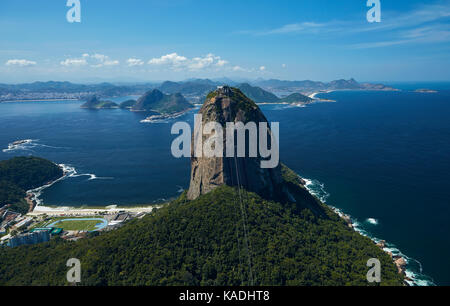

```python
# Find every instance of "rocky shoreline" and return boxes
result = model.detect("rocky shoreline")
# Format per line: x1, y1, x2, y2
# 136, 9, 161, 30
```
25, 164, 71, 213
338, 210, 410, 285
300, 174, 412, 285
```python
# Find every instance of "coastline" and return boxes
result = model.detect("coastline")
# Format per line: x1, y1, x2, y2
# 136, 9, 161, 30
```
18, 156, 434, 285
307, 88, 401, 102
302, 176, 435, 286
25, 163, 73, 212
28, 205, 160, 217
140, 107, 197, 123
25, 163, 161, 216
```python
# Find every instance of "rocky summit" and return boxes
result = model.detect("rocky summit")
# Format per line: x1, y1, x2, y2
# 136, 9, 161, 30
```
187, 86, 287, 202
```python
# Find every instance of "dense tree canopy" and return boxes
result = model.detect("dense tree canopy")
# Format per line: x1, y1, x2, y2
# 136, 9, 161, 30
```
0, 156, 63, 213
0, 179, 403, 285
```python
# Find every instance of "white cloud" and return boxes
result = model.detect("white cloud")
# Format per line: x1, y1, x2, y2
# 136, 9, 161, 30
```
91, 54, 108, 62
265, 22, 326, 35
237, 21, 330, 36
148, 52, 228, 70
259, 66, 266, 71
282, 64, 287, 68
217, 59, 228, 67
61, 53, 119, 68
101, 60, 120, 67
351, 23, 450, 49
127, 58, 144, 66
60, 58, 87, 66
355, 2, 450, 33
232, 66, 245, 71
5, 59, 37, 67
189, 55, 215, 69
90, 53, 119, 67
148, 53, 187, 66
235, 2, 450, 52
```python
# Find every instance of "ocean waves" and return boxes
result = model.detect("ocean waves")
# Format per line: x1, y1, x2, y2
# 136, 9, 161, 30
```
301, 174, 435, 286
2, 139, 69, 153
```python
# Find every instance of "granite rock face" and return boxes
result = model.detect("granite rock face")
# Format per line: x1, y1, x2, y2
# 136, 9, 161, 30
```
186, 86, 286, 201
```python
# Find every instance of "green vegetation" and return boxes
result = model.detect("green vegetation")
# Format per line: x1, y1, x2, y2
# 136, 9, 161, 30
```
80, 96, 118, 109
206, 91, 217, 100
281, 163, 305, 186
0, 157, 63, 214
237, 83, 280, 103
235, 84, 313, 105
119, 99, 137, 109
279, 93, 313, 104
31, 216, 103, 230
49, 219, 103, 231
0, 181, 27, 213
0, 165, 402, 286
131, 89, 193, 114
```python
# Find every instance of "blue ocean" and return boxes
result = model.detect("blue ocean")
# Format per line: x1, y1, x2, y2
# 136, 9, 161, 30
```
0, 85, 449, 285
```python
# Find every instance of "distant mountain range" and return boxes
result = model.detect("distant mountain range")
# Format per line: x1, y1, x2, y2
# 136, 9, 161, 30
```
236, 83, 313, 104
253, 78, 396, 94
0, 78, 396, 103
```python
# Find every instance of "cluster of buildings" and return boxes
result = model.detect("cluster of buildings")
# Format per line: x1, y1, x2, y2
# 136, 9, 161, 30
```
0, 92, 93, 102
1, 204, 151, 248
7, 230, 51, 248
0, 207, 31, 234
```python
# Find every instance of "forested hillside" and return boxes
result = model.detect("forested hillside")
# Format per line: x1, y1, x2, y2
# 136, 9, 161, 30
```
0, 168, 403, 286
0, 156, 63, 214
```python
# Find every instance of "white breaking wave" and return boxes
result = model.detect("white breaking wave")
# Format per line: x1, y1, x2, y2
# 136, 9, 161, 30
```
303, 178, 330, 203
366, 218, 379, 225
2, 139, 68, 153
27, 163, 76, 206
3, 139, 34, 152
29, 163, 114, 209
300, 173, 435, 286
71, 173, 114, 180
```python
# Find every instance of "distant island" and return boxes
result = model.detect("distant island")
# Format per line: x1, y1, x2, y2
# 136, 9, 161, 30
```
80, 96, 119, 109
278, 92, 314, 104
118, 99, 137, 109
414, 89, 438, 93
254, 78, 398, 96
79, 89, 195, 123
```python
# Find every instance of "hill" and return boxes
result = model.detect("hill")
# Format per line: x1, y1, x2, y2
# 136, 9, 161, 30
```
119, 99, 137, 109
279, 93, 313, 104
0, 157, 63, 214
80, 96, 118, 109
236, 83, 280, 103
0, 175, 403, 285
131, 89, 193, 114
254, 78, 396, 94
158, 80, 217, 95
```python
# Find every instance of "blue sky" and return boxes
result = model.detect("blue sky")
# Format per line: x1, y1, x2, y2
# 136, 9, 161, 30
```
1, 0, 449, 83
